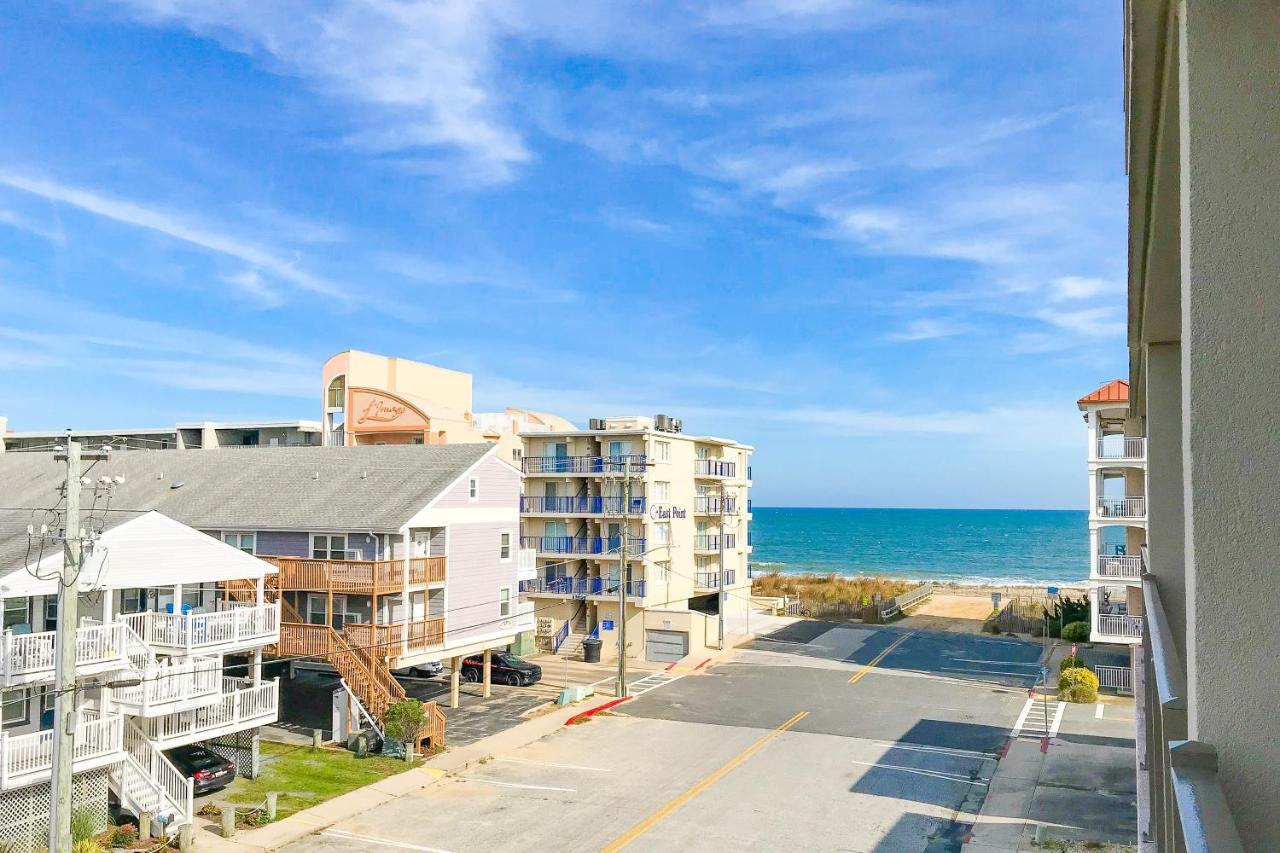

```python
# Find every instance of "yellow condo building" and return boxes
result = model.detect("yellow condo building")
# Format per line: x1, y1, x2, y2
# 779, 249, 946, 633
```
519, 416, 753, 663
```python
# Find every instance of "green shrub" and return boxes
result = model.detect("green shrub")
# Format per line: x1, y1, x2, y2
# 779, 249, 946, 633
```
1058, 666, 1099, 703
70, 807, 99, 844
108, 823, 137, 848
1059, 655, 1087, 672
1062, 621, 1090, 642
383, 699, 426, 746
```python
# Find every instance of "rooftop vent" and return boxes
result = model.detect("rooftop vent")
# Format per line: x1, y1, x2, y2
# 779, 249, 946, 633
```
588, 418, 606, 431
654, 414, 682, 433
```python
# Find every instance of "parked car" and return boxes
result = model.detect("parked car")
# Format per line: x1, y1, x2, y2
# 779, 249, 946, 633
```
165, 744, 236, 794
460, 652, 542, 687
394, 661, 444, 679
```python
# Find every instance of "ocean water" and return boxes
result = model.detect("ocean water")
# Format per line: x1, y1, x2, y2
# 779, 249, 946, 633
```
749, 507, 1089, 586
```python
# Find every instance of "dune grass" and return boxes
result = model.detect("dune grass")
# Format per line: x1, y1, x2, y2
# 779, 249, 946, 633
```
751, 572, 912, 604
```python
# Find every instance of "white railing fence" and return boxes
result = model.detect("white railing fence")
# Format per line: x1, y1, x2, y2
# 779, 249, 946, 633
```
1095, 664, 1133, 695
881, 584, 935, 619
1096, 436, 1146, 459
141, 679, 279, 746
0, 709, 123, 788
1096, 554, 1143, 578
0, 621, 129, 684
1097, 496, 1147, 518
113, 655, 223, 714
1098, 614, 1145, 638
122, 603, 279, 651
120, 720, 192, 827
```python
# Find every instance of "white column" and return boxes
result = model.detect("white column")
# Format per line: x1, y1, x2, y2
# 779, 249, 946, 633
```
1086, 409, 1100, 460
1087, 468, 1099, 518
173, 584, 183, 612
1088, 527, 1100, 577
101, 588, 113, 624
255, 576, 265, 607
252, 649, 262, 686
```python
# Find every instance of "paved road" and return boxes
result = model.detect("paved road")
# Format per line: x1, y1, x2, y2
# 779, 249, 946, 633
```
285, 622, 1056, 853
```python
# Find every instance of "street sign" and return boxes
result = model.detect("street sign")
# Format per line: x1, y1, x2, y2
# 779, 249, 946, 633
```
991, 592, 1002, 609
601, 619, 615, 630
1046, 586, 1060, 596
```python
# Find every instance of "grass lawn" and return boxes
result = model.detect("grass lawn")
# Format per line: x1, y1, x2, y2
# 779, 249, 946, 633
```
223, 741, 413, 819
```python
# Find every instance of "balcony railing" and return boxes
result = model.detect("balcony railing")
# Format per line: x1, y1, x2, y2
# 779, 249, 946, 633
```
520, 536, 646, 556
1140, 566, 1246, 852
344, 618, 445, 655
694, 459, 736, 478
1097, 613, 1145, 639
263, 555, 446, 592
694, 570, 737, 589
0, 621, 132, 686
694, 534, 736, 551
112, 654, 223, 716
693, 496, 737, 515
0, 710, 123, 790
1096, 496, 1147, 518
122, 603, 279, 654
141, 678, 280, 749
520, 496, 647, 515
1095, 436, 1146, 460
1096, 554, 1143, 579
523, 455, 648, 474
518, 577, 647, 598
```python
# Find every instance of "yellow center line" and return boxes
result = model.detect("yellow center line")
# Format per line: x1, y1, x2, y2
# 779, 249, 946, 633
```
848, 631, 915, 685
601, 710, 809, 852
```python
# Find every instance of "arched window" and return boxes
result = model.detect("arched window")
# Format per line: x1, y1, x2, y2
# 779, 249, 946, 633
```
327, 375, 346, 409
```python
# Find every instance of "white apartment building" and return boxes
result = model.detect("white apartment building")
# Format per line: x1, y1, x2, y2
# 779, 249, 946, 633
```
0, 508, 280, 851
519, 415, 752, 663
0, 418, 322, 452
1079, 380, 1146, 646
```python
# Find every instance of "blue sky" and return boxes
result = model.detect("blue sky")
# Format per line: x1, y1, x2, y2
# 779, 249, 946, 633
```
0, 2, 1124, 509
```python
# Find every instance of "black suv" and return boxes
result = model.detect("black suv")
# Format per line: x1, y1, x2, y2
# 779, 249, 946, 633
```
460, 653, 541, 687
166, 744, 236, 794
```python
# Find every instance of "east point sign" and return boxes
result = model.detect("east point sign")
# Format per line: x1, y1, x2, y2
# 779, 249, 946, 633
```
649, 504, 687, 520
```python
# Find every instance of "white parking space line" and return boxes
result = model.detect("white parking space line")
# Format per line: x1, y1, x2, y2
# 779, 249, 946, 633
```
494, 757, 612, 772
848, 759, 990, 786
1049, 700, 1067, 737
1011, 697, 1036, 737
942, 666, 1042, 678
626, 671, 684, 696
949, 658, 1043, 667
321, 829, 457, 852
460, 777, 578, 793
1095, 703, 1105, 719
865, 741, 999, 760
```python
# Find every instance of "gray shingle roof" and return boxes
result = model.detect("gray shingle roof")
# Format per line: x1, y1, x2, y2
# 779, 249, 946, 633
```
0, 444, 494, 570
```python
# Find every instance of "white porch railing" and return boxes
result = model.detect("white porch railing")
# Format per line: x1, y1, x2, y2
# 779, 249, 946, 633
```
112, 655, 223, 716
1096, 496, 1147, 518
1098, 614, 1145, 639
140, 679, 279, 749
121, 603, 279, 653
1096, 664, 1134, 695
0, 709, 124, 790
0, 621, 131, 686
517, 548, 537, 582
1095, 436, 1146, 460
1096, 554, 1143, 579
117, 720, 193, 829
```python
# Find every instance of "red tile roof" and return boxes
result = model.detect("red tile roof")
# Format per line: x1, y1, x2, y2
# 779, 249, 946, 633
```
1077, 379, 1129, 405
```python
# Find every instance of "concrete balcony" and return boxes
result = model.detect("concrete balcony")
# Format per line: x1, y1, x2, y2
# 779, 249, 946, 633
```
1096, 613, 1145, 642
520, 496, 647, 516
693, 496, 736, 515
693, 534, 736, 553
518, 577, 647, 599
111, 655, 224, 716
694, 459, 737, 478
0, 621, 134, 687
262, 554, 446, 592
523, 455, 647, 475
1095, 554, 1143, 580
694, 570, 737, 590
1095, 496, 1147, 519
0, 710, 123, 791
122, 603, 279, 656
1093, 436, 1146, 461
520, 536, 647, 557
140, 678, 279, 750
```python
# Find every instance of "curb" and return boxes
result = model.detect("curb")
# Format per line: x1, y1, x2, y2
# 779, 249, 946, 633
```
563, 696, 631, 725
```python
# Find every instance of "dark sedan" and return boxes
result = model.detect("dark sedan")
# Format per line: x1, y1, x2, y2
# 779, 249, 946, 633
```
460, 652, 542, 686
166, 744, 236, 794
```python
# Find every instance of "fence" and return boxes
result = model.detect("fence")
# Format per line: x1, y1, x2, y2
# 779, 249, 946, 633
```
880, 584, 935, 619
1096, 664, 1133, 695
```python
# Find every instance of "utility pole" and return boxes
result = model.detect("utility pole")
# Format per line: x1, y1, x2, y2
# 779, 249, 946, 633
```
50, 436, 82, 853
717, 482, 727, 651
616, 455, 630, 698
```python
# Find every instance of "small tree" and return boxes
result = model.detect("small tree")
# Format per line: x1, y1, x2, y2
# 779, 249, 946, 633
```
1062, 621, 1090, 643
1059, 654, 1087, 672
383, 700, 427, 761
1058, 666, 1099, 703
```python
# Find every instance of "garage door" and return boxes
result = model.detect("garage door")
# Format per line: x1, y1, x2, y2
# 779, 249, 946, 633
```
644, 629, 688, 662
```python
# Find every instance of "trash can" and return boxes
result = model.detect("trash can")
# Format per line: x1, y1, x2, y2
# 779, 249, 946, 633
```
581, 637, 602, 663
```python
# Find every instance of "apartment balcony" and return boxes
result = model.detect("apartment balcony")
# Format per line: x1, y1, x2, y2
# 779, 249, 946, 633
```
1096, 613, 1145, 641
520, 536, 647, 557
140, 678, 279, 750
518, 577, 647, 599
344, 618, 445, 656
523, 455, 648, 475
694, 459, 737, 478
694, 570, 737, 590
122, 603, 279, 656
693, 496, 737, 515
517, 547, 537, 582
1095, 554, 1143, 580
111, 655, 224, 716
519, 496, 647, 516
0, 710, 123, 791
694, 534, 737, 553
262, 554, 446, 593
1094, 436, 1146, 461
0, 621, 134, 687
1095, 496, 1147, 519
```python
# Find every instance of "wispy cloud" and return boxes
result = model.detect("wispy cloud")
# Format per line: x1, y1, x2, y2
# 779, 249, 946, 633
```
885, 318, 967, 342
599, 206, 671, 235
0, 208, 65, 245
0, 170, 345, 301
1048, 275, 1110, 302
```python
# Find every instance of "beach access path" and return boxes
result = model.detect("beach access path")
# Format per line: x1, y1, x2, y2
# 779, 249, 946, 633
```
279, 620, 1118, 853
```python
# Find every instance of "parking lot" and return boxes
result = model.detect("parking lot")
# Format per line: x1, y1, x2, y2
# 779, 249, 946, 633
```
285, 621, 1124, 853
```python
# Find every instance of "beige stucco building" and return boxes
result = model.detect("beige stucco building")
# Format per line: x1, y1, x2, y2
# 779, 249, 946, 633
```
518, 415, 753, 663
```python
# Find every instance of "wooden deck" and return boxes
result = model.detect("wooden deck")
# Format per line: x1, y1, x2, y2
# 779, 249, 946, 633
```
261, 555, 446, 594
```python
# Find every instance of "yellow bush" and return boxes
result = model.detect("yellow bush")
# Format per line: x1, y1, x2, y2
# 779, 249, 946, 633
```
1058, 666, 1099, 703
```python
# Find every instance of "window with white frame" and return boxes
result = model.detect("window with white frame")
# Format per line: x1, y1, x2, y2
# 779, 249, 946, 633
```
654, 481, 671, 502
312, 534, 348, 560
654, 521, 671, 546
2, 688, 28, 725
3, 598, 28, 629
499, 531, 512, 561
655, 441, 670, 462
498, 586, 512, 617
221, 531, 255, 553
469, 478, 479, 501
652, 560, 669, 582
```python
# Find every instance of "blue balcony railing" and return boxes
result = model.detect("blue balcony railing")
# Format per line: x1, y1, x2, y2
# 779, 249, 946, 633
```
518, 577, 647, 598
520, 536, 647, 556
522, 455, 649, 474
693, 496, 736, 514
552, 620, 570, 652
694, 459, 736, 478
747, 465, 753, 481
693, 534, 736, 551
520, 495, 646, 514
